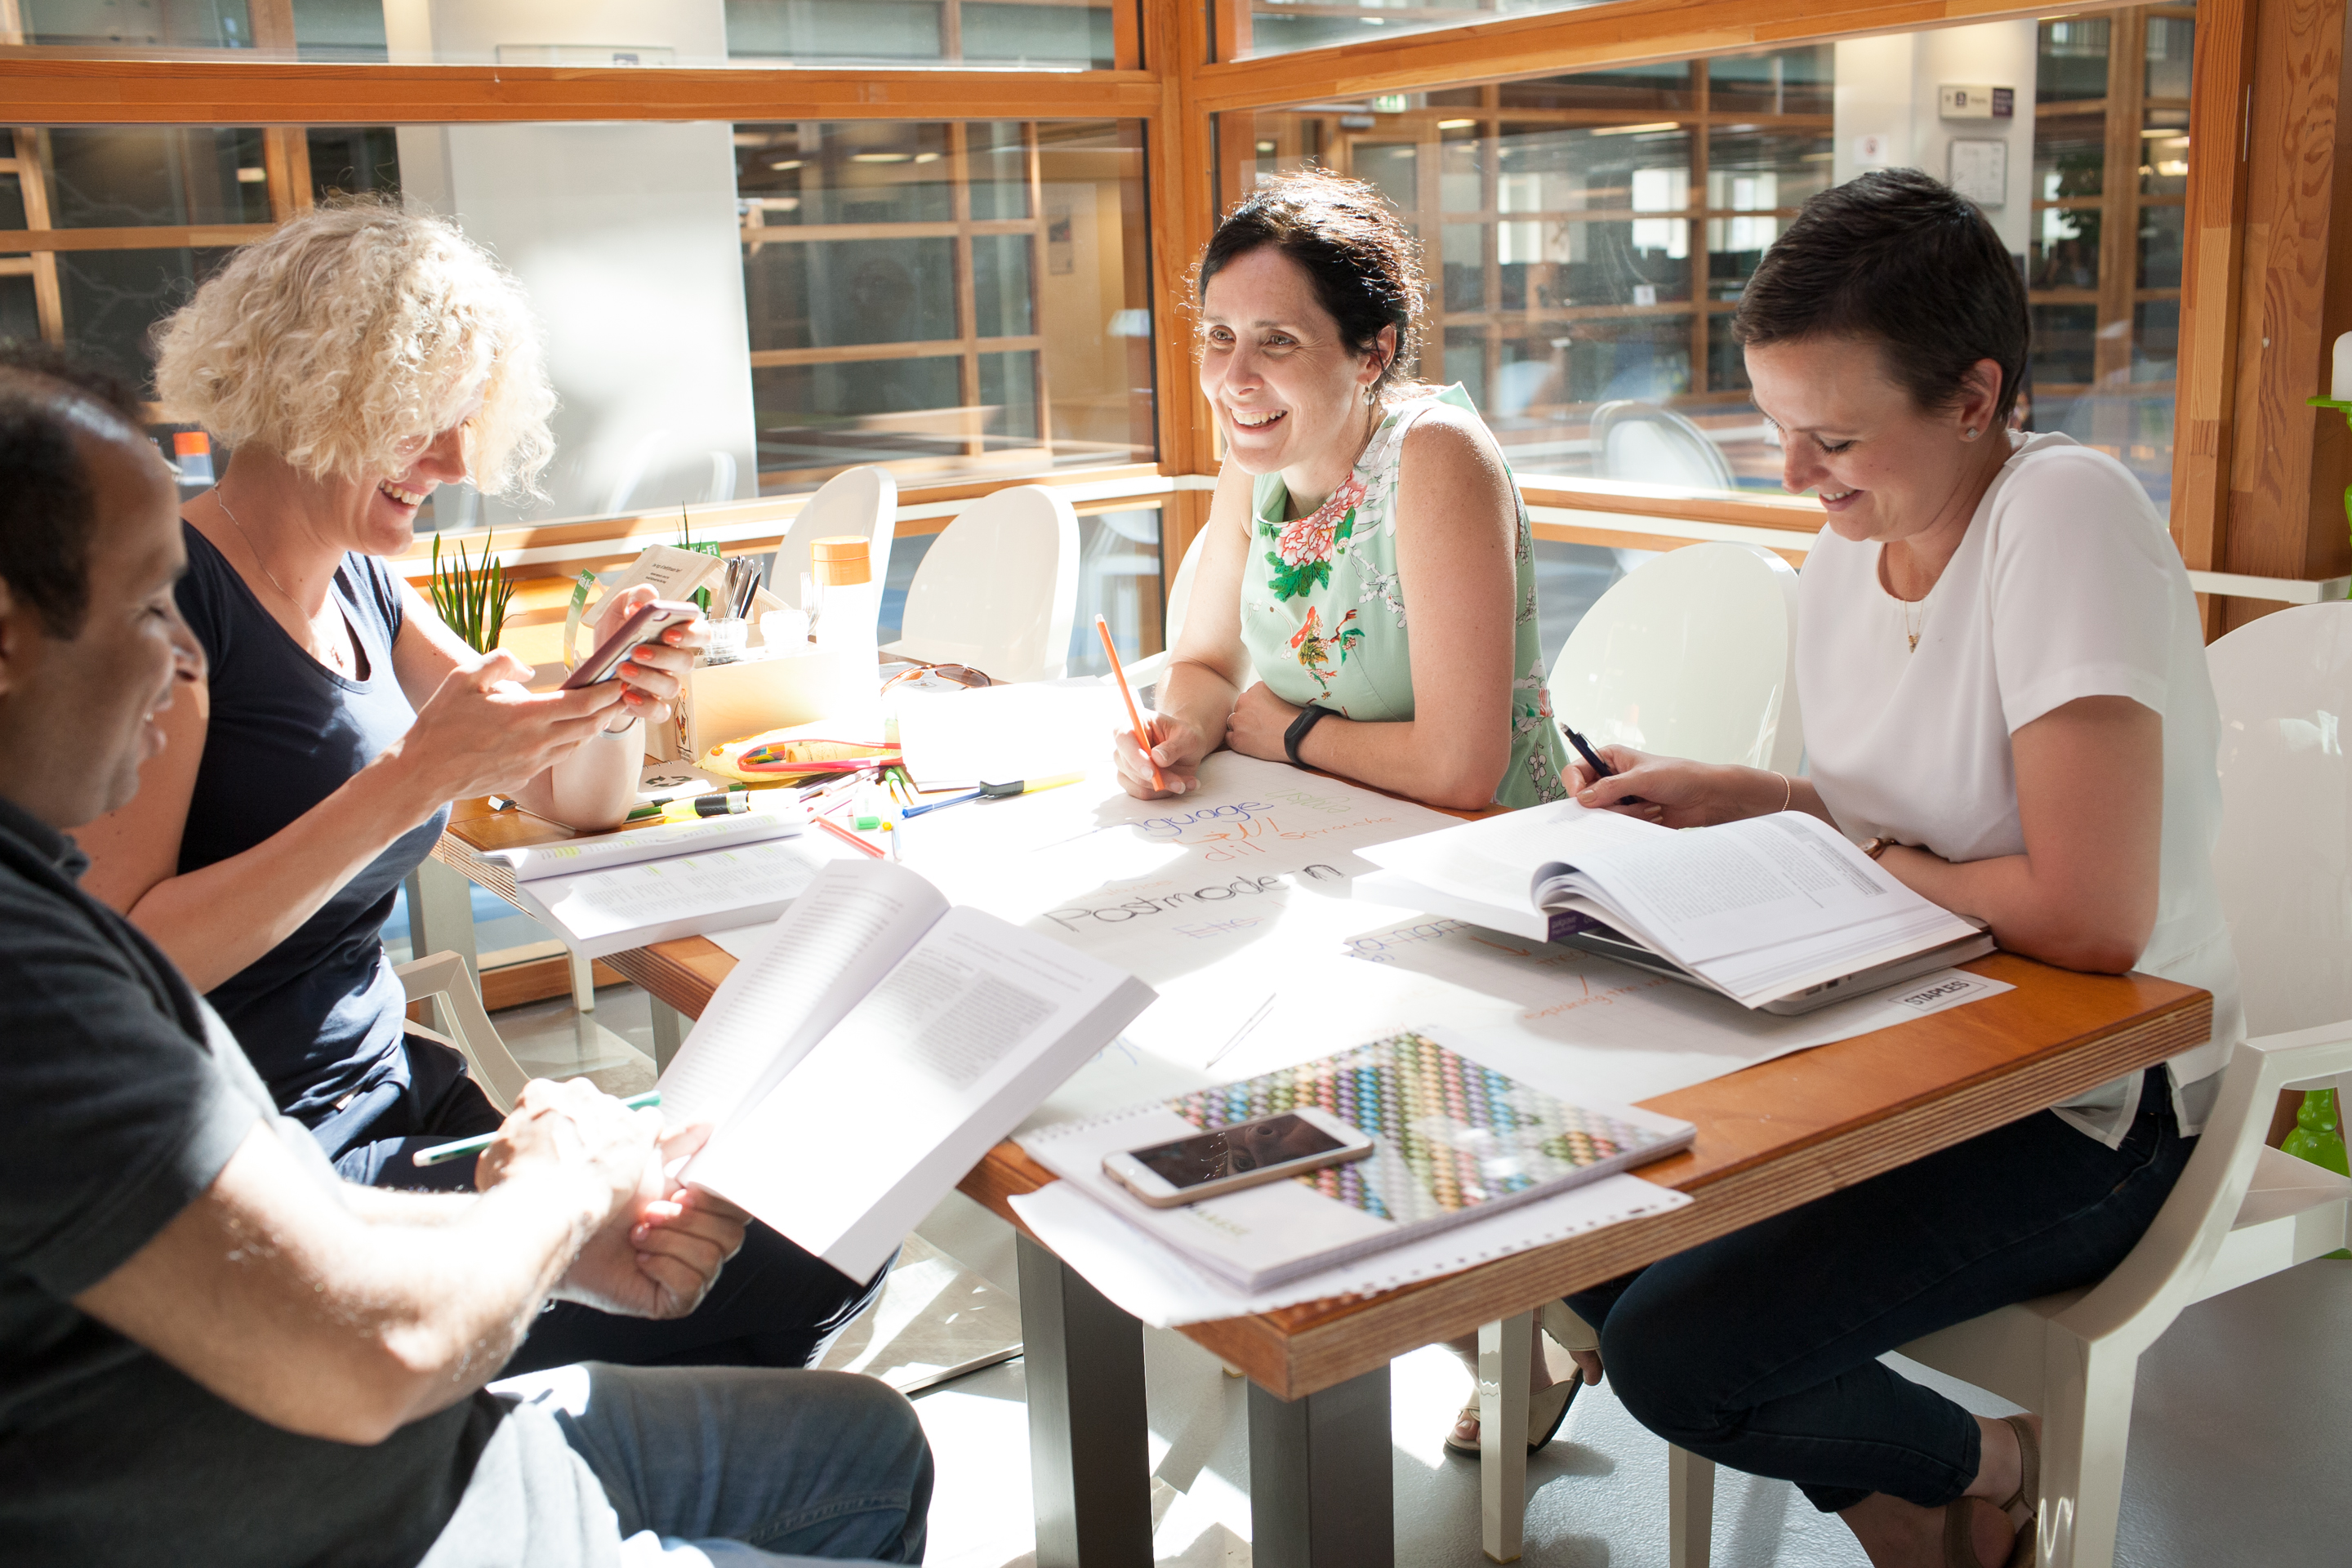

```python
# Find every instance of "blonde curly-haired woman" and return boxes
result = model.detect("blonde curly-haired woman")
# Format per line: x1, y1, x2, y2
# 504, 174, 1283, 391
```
77, 201, 889, 1374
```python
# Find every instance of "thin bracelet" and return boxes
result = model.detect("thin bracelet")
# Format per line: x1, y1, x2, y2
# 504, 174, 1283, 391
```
1771, 770, 1792, 813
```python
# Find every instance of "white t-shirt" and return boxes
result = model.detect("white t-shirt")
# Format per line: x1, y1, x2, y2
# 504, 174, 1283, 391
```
1795, 431, 2242, 1144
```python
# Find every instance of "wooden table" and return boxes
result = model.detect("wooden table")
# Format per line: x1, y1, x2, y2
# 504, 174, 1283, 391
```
434, 801, 2210, 1568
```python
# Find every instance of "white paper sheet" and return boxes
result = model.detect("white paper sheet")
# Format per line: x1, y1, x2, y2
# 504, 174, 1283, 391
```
511, 835, 854, 957
1006, 1173, 1689, 1328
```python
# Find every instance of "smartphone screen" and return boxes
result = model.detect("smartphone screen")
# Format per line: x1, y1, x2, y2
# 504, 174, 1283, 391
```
1129, 1113, 1351, 1192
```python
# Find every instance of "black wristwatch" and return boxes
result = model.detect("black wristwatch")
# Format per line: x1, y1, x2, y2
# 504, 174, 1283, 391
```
1284, 703, 1337, 768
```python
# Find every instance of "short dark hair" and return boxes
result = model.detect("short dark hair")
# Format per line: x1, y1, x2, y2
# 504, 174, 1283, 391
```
0, 345, 149, 639
1732, 169, 2029, 427
1197, 167, 1427, 400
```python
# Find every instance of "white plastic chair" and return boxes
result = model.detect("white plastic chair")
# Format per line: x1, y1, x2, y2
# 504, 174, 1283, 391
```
883, 484, 1080, 684
1547, 541, 1806, 774
1588, 399, 1739, 492
1665, 601, 2352, 1568
1125, 523, 1202, 691
396, 950, 533, 1114
776, 466, 898, 648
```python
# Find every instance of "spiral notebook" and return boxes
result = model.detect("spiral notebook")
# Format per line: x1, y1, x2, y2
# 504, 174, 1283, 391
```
1018, 1031, 1694, 1291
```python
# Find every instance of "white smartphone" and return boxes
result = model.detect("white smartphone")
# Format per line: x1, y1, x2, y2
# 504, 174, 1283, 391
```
1102, 1108, 1375, 1208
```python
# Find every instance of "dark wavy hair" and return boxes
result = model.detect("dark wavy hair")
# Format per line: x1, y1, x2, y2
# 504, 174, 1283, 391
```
1733, 168, 2029, 427
1196, 167, 1428, 402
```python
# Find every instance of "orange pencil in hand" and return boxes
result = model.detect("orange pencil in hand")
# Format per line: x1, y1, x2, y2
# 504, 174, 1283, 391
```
1096, 613, 1168, 793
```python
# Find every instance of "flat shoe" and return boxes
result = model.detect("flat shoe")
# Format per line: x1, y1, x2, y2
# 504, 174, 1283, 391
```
1442, 1376, 1580, 1456
1993, 1414, 2039, 1566
1943, 1496, 2013, 1568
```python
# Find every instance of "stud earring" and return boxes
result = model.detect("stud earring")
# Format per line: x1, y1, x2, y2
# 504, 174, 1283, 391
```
1962, 427, 1979, 440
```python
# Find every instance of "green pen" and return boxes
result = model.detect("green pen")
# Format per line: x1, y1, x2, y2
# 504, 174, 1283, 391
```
409, 1089, 662, 1168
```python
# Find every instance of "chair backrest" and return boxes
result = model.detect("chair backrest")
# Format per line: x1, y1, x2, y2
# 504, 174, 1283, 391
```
1589, 399, 1739, 492
776, 466, 898, 644
2207, 602, 2352, 1037
891, 484, 1080, 683
1548, 541, 1804, 773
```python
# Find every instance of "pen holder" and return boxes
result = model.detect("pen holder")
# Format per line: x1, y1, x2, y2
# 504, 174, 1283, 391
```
662, 644, 876, 761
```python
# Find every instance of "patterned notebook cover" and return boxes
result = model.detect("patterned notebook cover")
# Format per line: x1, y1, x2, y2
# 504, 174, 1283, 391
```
1160, 1030, 1682, 1230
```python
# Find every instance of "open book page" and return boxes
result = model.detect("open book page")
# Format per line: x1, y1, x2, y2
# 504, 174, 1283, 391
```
514, 836, 846, 958
656, 859, 949, 1129
496, 803, 803, 881
1352, 799, 1655, 941
1534, 812, 1976, 973
688, 908, 1155, 1278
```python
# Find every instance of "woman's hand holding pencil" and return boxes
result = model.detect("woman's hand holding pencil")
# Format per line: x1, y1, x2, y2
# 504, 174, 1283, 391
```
1110, 707, 1208, 800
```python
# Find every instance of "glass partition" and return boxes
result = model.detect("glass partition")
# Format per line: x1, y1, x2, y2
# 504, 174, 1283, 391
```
4, 0, 1128, 69
1217, 6, 2189, 506
0, 115, 1154, 519
1217, 0, 1611, 63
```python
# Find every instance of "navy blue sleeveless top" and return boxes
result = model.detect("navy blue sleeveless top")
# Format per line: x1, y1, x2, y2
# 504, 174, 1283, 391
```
175, 523, 452, 1120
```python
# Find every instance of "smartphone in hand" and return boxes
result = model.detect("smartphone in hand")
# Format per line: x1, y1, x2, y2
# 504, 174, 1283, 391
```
563, 599, 699, 690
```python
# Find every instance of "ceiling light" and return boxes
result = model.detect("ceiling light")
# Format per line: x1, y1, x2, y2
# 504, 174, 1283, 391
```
914, 152, 940, 163
851, 152, 914, 163
1438, 118, 1477, 129
1592, 122, 1680, 136
768, 158, 802, 170
235, 167, 266, 183
1256, 140, 1276, 154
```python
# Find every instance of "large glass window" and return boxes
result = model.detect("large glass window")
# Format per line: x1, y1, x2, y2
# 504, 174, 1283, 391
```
6, 0, 1128, 69
1221, 49, 1832, 488
1219, 0, 1610, 63
0, 116, 1153, 514
736, 118, 1153, 493
1219, 7, 2188, 505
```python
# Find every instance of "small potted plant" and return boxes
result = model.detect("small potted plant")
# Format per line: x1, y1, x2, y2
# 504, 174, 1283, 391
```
428, 528, 515, 654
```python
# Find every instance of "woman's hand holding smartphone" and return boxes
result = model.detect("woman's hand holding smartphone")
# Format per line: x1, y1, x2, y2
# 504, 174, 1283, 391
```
566, 587, 713, 728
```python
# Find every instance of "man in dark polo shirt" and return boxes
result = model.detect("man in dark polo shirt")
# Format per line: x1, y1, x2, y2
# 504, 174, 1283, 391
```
0, 363, 932, 1566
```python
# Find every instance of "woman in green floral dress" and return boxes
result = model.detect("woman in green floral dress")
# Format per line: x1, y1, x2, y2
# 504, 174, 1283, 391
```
1112, 168, 1571, 811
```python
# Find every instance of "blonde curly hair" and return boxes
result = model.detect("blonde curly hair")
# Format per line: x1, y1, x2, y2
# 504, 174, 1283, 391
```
154, 200, 555, 497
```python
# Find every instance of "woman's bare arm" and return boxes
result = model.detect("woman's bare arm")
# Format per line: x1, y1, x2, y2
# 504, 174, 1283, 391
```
1226, 411, 1520, 809
1575, 696, 2164, 974
1111, 463, 1254, 797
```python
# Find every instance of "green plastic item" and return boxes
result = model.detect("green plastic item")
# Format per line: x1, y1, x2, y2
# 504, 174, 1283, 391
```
2281, 1088, 2350, 1176
2280, 1088, 2351, 1258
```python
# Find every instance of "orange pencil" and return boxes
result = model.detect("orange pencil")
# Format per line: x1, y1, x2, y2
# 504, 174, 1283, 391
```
815, 813, 885, 860
1096, 613, 1166, 792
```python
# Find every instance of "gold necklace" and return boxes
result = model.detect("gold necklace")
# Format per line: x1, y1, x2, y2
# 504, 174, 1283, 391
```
214, 489, 352, 675
1900, 590, 1929, 653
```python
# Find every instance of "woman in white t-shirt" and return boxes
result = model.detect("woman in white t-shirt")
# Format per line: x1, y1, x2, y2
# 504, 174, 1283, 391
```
1558, 171, 2241, 1568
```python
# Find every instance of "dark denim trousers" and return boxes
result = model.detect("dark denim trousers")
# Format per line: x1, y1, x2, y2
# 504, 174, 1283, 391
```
1567, 1067, 2194, 1513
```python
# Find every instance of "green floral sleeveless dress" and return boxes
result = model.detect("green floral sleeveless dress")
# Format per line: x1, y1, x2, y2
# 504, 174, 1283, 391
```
1239, 384, 1570, 807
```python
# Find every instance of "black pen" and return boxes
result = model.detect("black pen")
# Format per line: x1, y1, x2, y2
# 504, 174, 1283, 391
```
1561, 724, 1646, 804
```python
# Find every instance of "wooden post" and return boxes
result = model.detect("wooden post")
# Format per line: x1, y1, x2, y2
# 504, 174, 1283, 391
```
2218, 0, 2352, 631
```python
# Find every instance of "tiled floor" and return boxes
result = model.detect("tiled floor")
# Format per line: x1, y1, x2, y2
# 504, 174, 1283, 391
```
500, 986, 2352, 1568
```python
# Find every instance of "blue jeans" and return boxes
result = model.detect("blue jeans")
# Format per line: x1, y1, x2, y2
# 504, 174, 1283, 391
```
1567, 1068, 2194, 1513
498, 1363, 933, 1565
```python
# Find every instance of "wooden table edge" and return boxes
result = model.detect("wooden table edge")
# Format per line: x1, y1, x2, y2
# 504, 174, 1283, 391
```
960, 973, 2211, 1401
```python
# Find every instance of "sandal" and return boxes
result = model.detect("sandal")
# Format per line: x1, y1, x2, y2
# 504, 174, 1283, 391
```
1443, 1375, 1579, 1456
1991, 1414, 2039, 1567
1940, 1497, 2010, 1568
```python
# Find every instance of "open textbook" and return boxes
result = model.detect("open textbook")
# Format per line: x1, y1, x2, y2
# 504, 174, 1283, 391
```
498, 800, 841, 957
1020, 1030, 1693, 1292
659, 858, 1156, 1280
1354, 800, 1991, 1013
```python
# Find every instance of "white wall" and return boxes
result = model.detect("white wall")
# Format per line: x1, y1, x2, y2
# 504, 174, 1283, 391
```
1833, 22, 2040, 258
385, 1, 757, 528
